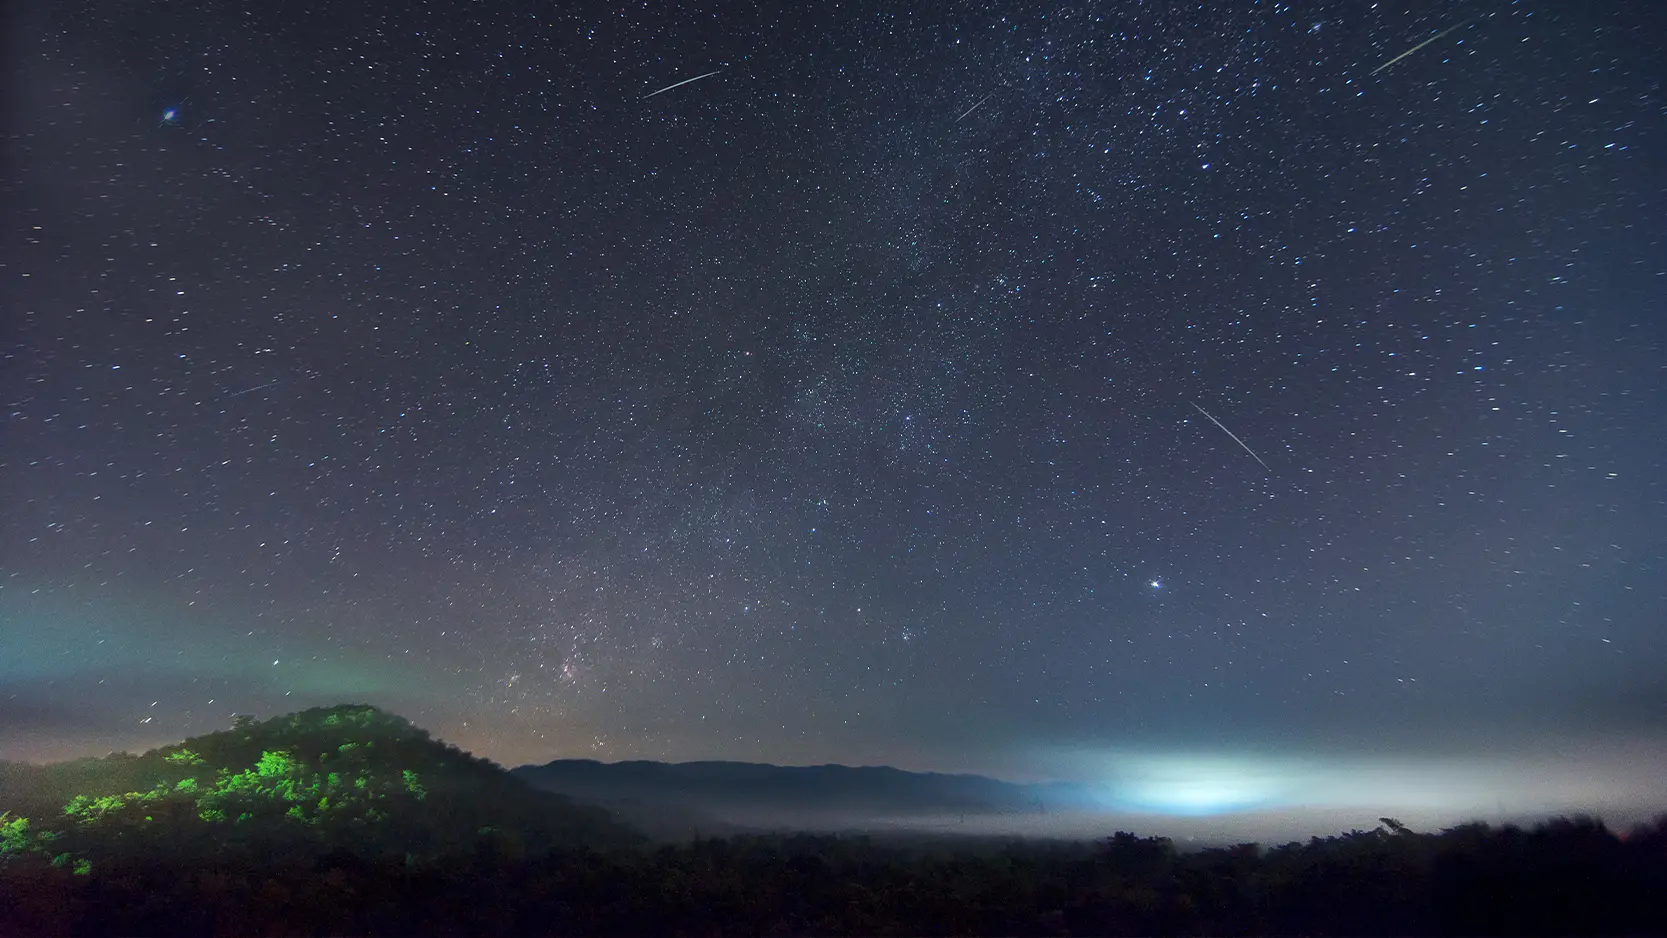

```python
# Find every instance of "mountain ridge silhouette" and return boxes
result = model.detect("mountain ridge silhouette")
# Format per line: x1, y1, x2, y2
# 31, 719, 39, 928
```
512, 756, 1098, 826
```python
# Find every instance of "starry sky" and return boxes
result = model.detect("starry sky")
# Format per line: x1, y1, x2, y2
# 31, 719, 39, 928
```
4, 0, 1665, 825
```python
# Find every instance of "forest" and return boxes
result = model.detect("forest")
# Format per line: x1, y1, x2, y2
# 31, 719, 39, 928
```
2, 705, 1663, 936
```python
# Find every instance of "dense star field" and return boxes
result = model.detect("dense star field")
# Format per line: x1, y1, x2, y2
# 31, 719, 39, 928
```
4, 0, 1664, 832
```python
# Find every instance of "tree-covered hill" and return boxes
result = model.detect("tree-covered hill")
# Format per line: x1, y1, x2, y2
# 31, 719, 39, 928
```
0, 704, 638, 874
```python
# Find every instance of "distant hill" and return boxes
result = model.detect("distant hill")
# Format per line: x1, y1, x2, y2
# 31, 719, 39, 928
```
512, 758, 1099, 834
0, 705, 638, 873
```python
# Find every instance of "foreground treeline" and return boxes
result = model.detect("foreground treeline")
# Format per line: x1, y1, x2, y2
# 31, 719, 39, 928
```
3, 815, 1666, 936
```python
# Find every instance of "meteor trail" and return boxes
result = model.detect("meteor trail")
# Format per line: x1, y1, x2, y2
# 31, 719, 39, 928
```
643, 69, 723, 99
1191, 402, 1272, 472
1371, 19, 1472, 75
955, 93, 993, 123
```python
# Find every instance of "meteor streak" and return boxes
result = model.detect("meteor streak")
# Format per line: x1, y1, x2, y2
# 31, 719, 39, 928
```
1372, 19, 1472, 75
643, 69, 723, 99
956, 93, 993, 123
1191, 402, 1272, 472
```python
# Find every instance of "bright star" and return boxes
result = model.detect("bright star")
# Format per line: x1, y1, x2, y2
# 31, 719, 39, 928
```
1150, 580, 1162, 589
158, 98, 188, 126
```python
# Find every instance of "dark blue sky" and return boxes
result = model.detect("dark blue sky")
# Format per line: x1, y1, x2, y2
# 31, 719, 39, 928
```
4, 0, 1664, 826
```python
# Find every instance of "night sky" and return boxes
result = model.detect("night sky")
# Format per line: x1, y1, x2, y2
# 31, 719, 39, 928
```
5, 0, 1665, 827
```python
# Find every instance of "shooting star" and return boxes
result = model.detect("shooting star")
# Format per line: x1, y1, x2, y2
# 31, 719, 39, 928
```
229, 381, 278, 397
955, 93, 993, 123
1371, 19, 1472, 75
643, 69, 723, 99
1191, 402, 1271, 473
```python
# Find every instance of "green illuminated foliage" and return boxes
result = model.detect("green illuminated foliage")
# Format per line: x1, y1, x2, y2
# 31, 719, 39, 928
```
256, 750, 298, 778
1, 813, 32, 855
225, 769, 261, 792
164, 748, 206, 766
94, 795, 127, 817
63, 793, 141, 824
